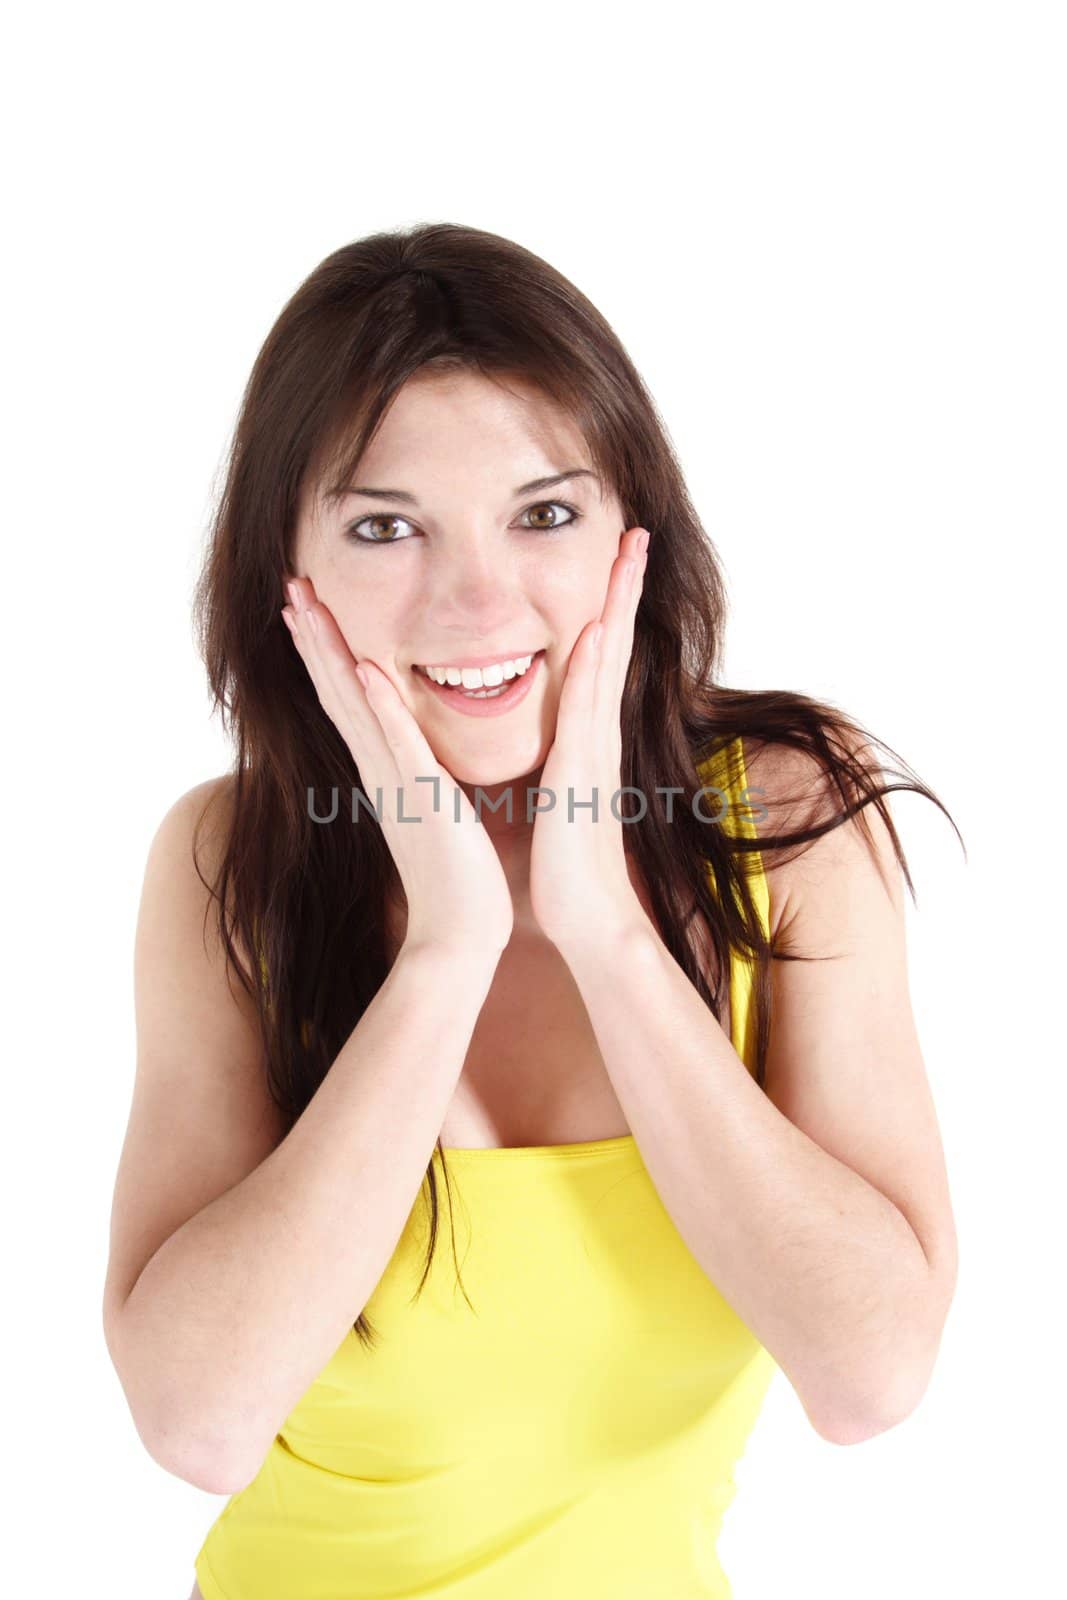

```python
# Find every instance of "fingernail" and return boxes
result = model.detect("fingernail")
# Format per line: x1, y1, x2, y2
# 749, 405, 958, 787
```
286, 580, 301, 610
281, 607, 297, 633
638, 529, 650, 555
306, 607, 319, 635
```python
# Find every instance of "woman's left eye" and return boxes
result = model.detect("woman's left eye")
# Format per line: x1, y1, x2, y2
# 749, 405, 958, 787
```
520, 500, 583, 533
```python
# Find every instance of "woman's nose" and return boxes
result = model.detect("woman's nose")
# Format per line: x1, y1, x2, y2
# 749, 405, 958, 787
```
428, 550, 520, 631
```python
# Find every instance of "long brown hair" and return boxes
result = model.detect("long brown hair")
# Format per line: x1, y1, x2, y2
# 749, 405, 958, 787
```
191, 221, 962, 1349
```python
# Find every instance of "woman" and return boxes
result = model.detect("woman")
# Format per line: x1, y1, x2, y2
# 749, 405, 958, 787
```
102, 222, 960, 1599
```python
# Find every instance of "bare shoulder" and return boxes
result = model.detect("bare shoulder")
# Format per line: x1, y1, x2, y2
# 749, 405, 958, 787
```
149, 770, 262, 971
739, 728, 901, 945
157, 770, 237, 891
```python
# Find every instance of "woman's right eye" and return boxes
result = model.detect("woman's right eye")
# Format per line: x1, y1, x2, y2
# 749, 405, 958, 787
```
344, 514, 416, 545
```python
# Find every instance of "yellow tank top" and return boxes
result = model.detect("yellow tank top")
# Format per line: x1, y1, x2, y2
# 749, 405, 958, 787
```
194, 735, 776, 1599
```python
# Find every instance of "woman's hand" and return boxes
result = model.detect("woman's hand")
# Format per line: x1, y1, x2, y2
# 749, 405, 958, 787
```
528, 526, 651, 954
281, 576, 514, 960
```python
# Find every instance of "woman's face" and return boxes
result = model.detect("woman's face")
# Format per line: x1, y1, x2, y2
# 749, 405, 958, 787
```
292, 369, 631, 799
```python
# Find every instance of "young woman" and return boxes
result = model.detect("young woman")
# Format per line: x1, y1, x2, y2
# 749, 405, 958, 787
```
102, 223, 960, 1600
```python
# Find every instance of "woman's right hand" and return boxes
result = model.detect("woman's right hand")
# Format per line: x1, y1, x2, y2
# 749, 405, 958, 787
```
281, 575, 514, 961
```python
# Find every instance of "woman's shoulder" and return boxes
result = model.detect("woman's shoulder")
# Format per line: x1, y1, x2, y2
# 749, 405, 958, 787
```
695, 727, 861, 947
695, 687, 878, 816
731, 725, 898, 947
696, 709, 879, 831
152, 770, 238, 847
144, 770, 251, 969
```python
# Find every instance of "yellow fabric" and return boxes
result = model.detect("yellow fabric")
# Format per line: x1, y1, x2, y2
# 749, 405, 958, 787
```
195, 735, 776, 1599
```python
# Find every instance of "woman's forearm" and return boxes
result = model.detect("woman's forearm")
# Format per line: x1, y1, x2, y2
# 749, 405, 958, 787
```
559, 912, 940, 1445
110, 941, 498, 1493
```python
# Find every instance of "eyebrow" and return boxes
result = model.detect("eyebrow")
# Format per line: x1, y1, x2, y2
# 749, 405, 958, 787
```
325, 468, 601, 506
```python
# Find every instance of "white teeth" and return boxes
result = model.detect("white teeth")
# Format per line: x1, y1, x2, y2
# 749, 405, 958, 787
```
420, 653, 535, 688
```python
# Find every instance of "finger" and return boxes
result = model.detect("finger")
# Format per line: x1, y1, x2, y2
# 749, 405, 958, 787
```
285, 578, 448, 805
283, 578, 398, 781
351, 655, 444, 781
614, 542, 647, 701
595, 534, 647, 722
598, 532, 643, 665
553, 619, 601, 755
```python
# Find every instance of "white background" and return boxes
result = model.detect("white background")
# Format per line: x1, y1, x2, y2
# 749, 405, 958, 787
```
4, 2, 1063, 1596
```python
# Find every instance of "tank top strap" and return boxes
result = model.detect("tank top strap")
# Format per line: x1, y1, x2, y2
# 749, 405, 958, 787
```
695, 734, 769, 1076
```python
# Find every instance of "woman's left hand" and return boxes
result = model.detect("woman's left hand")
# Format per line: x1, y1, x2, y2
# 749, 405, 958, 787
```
529, 524, 652, 953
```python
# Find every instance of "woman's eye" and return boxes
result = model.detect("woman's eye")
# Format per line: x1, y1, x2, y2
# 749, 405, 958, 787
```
343, 500, 582, 545
519, 500, 582, 533
344, 513, 416, 545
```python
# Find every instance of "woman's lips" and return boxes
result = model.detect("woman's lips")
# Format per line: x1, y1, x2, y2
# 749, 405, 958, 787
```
413, 650, 545, 719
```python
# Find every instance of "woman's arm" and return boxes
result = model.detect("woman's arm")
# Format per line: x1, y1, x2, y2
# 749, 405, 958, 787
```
554, 754, 958, 1447
104, 782, 500, 1496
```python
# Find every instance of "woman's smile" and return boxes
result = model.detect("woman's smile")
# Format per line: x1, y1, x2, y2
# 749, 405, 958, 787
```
412, 647, 546, 718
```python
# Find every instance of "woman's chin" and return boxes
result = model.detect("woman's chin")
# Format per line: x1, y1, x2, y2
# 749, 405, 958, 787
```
452, 756, 547, 794
421, 736, 547, 794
